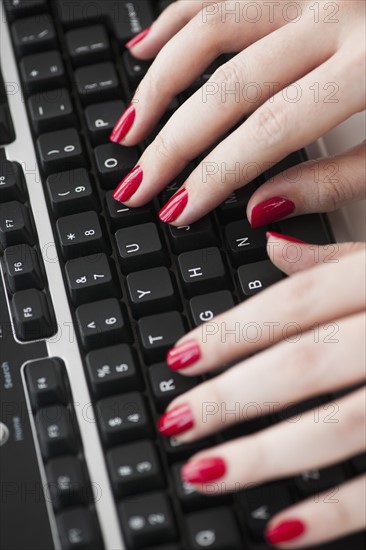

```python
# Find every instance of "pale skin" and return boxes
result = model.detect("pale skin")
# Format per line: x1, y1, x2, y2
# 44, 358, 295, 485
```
114, 1, 366, 547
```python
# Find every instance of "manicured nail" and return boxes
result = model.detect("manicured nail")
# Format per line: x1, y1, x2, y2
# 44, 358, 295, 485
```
265, 519, 306, 544
181, 457, 226, 484
113, 165, 143, 202
266, 231, 306, 244
159, 188, 188, 223
158, 404, 194, 437
250, 197, 295, 228
167, 340, 201, 371
110, 104, 136, 143
126, 27, 151, 49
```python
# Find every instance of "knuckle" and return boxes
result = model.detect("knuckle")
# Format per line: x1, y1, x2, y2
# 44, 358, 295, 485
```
152, 131, 181, 163
250, 102, 289, 147
207, 60, 245, 108
318, 165, 350, 211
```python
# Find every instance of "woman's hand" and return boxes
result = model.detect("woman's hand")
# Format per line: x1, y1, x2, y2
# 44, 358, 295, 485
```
111, 0, 366, 227
156, 235, 366, 548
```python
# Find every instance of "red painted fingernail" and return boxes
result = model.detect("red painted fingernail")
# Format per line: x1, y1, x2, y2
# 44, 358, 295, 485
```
158, 404, 194, 437
265, 519, 306, 544
126, 27, 151, 49
250, 197, 295, 228
181, 457, 226, 484
167, 340, 201, 371
110, 104, 136, 143
159, 188, 188, 223
113, 165, 143, 202
266, 231, 306, 244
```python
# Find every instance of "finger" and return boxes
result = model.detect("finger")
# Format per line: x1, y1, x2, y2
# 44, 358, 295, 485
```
158, 52, 365, 226
177, 388, 365, 490
165, 248, 365, 376
247, 141, 366, 228
266, 235, 366, 276
158, 315, 365, 442
264, 475, 366, 548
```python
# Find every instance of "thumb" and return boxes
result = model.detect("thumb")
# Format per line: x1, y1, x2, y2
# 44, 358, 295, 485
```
266, 231, 366, 276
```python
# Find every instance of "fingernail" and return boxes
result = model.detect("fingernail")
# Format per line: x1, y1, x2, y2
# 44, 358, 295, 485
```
167, 340, 201, 371
159, 188, 188, 223
265, 519, 306, 544
266, 231, 306, 244
250, 197, 295, 228
158, 404, 194, 437
181, 457, 226, 484
126, 27, 151, 49
113, 165, 143, 202
110, 104, 136, 143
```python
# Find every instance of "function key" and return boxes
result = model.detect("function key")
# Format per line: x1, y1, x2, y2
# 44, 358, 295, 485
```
37, 128, 85, 175
11, 15, 56, 57
25, 358, 68, 410
237, 261, 283, 299
4, 0, 47, 22
115, 223, 167, 274
56, 211, 106, 260
148, 362, 198, 412
167, 216, 218, 254
178, 247, 228, 296
123, 52, 151, 87
138, 311, 185, 364
28, 89, 75, 135
46, 168, 99, 218
85, 100, 124, 145
74, 62, 120, 105
20, 51, 65, 95
46, 456, 91, 510
118, 492, 177, 549
11, 288, 55, 341
94, 143, 139, 189
0, 104, 15, 146
75, 298, 130, 350
56, 507, 102, 550
65, 25, 111, 66
0, 201, 35, 249
86, 344, 142, 398
185, 507, 242, 549
35, 404, 79, 460
224, 220, 267, 266
127, 266, 178, 317
189, 290, 235, 326
105, 191, 152, 230
107, 440, 165, 498
3, 244, 44, 292
0, 160, 27, 203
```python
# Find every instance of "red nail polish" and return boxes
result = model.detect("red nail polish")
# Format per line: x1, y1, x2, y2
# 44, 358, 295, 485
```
266, 231, 306, 244
181, 457, 226, 484
167, 340, 201, 371
158, 404, 194, 437
265, 519, 305, 544
126, 27, 151, 49
159, 188, 188, 223
251, 197, 295, 228
110, 104, 136, 143
113, 165, 143, 202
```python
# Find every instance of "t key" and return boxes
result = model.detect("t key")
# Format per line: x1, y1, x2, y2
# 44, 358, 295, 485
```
138, 311, 185, 363
37, 129, 85, 175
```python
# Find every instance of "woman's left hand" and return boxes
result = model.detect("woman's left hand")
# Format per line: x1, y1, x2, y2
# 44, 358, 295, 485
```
157, 235, 366, 548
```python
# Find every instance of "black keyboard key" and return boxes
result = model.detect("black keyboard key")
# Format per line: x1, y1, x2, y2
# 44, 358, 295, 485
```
11, 288, 55, 341
37, 128, 85, 175
149, 362, 198, 412
118, 492, 177, 549
123, 51, 151, 87
237, 261, 283, 298
46, 168, 99, 218
85, 100, 124, 145
351, 453, 366, 474
105, 190, 152, 230
94, 143, 139, 189
189, 290, 235, 326
116, 223, 167, 274
107, 440, 165, 497
295, 465, 345, 496
178, 247, 227, 296
35, 405, 78, 460
96, 392, 152, 447
264, 151, 305, 182
75, 298, 130, 350
74, 62, 120, 104
0, 201, 35, 249
65, 253, 119, 305
20, 50, 65, 94
25, 358, 68, 410
217, 182, 257, 222
167, 216, 218, 254
278, 214, 331, 245
65, 25, 111, 66
185, 507, 242, 550
3, 243, 43, 292
4, 0, 47, 22
162, 435, 216, 461
56, 507, 102, 550
0, 104, 15, 146
28, 88, 75, 135
86, 344, 142, 398
46, 456, 91, 510
11, 15, 56, 56
225, 220, 267, 266
127, 267, 177, 317
0, 160, 27, 202
138, 311, 185, 363
171, 463, 229, 511
56, 211, 106, 260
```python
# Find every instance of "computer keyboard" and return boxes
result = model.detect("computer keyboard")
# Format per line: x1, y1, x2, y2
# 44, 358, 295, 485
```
0, 1, 365, 549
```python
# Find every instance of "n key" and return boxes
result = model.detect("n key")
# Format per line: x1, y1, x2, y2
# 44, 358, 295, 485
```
37, 129, 85, 175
